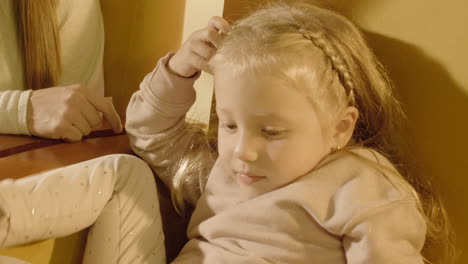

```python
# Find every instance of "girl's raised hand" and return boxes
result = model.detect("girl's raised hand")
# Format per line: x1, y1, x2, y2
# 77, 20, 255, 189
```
168, 16, 230, 77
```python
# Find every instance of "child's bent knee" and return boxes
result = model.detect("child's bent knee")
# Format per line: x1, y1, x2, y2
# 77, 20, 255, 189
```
112, 154, 153, 176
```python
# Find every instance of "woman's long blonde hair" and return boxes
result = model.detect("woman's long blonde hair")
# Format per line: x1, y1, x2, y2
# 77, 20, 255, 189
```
168, 2, 455, 263
14, 0, 61, 90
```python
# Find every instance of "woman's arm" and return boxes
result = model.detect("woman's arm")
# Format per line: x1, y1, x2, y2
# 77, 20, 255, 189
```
0, 90, 32, 135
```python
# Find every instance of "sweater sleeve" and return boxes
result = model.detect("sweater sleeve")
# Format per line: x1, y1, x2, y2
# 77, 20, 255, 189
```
126, 53, 205, 204
0, 89, 32, 135
342, 199, 426, 264
56, 0, 105, 95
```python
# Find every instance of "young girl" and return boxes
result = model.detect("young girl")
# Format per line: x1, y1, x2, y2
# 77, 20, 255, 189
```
126, 2, 453, 264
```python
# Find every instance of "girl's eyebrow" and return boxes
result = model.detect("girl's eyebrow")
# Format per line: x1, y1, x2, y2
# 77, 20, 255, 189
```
216, 107, 292, 123
253, 113, 292, 124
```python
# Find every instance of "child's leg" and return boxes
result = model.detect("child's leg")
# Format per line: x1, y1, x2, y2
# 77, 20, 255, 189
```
81, 155, 166, 264
0, 256, 31, 264
0, 154, 165, 264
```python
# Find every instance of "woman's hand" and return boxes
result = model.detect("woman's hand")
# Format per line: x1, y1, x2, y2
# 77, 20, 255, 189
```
168, 16, 230, 77
27, 84, 123, 142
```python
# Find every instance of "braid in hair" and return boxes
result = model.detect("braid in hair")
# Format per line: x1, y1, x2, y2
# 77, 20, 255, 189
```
299, 29, 356, 106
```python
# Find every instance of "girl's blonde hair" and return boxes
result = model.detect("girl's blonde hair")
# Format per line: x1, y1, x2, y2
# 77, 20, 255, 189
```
168, 2, 455, 263
14, 0, 61, 90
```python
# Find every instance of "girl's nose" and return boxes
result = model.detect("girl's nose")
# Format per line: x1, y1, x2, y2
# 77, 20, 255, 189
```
233, 133, 258, 162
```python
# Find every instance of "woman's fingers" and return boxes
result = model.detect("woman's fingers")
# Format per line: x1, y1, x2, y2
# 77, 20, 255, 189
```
79, 98, 103, 128
78, 85, 121, 133
71, 112, 93, 136
84, 95, 122, 134
28, 85, 123, 141
62, 124, 83, 142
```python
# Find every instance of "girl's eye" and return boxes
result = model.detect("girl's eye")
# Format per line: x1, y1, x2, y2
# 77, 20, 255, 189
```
262, 129, 284, 137
222, 123, 237, 131
220, 123, 285, 138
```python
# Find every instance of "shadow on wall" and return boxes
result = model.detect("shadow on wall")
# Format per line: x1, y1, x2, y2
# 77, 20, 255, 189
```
223, 0, 389, 22
364, 31, 468, 263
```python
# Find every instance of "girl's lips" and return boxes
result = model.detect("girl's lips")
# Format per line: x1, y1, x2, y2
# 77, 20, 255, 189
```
237, 173, 265, 184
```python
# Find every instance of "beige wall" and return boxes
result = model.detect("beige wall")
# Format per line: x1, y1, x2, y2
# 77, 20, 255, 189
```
102, 0, 224, 125
183, 0, 225, 126
224, 0, 468, 262
101, 0, 186, 118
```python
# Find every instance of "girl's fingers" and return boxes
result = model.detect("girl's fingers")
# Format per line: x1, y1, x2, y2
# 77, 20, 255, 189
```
192, 39, 216, 60
189, 50, 208, 71
192, 27, 221, 49
196, 17, 230, 49
204, 27, 222, 49
208, 16, 231, 34
168, 16, 230, 77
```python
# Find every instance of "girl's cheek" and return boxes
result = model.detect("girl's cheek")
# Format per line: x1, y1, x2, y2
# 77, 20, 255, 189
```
217, 134, 233, 157
265, 141, 288, 161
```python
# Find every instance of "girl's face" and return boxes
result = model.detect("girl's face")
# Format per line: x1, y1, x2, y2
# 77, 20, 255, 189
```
214, 69, 332, 195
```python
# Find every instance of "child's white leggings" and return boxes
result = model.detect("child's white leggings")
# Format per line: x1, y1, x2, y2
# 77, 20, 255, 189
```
0, 154, 165, 264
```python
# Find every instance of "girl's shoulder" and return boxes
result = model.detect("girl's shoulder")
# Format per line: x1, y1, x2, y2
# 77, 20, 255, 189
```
312, 147, 409, 194
290, 147, 423, 235
317, 147, 396, 171
293, 147, 419, 217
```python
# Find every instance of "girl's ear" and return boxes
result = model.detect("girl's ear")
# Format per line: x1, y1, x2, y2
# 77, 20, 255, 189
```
332, 106, 359, 149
